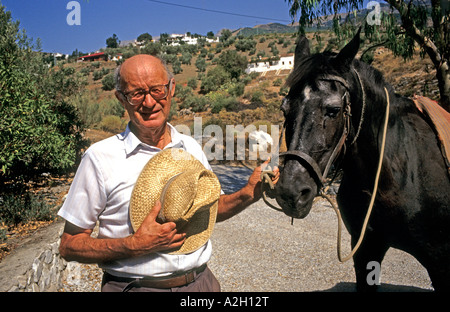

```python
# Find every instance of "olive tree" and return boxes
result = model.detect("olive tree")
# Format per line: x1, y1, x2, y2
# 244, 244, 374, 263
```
0, 5, 86, 186
286, 0, 450, 112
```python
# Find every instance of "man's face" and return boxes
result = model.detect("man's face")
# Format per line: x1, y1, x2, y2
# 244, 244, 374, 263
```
116, 55, 175, 131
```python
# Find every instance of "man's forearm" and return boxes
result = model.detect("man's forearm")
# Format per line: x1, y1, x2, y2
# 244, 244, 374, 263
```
59, 208, 186, 264
216, 184, 259, 222
59, 231, 137, 264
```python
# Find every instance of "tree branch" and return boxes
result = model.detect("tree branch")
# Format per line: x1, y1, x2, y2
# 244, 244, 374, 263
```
386, 0, 442, 68
360, 40, 390, 60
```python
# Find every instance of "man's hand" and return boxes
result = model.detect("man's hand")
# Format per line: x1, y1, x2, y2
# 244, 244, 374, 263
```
127, 200, 186, 255
59, 201, 186, 263
245, 158, 280, 201
216, 158, 280, 222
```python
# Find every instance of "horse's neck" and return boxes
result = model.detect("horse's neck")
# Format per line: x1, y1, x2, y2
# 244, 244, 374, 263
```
350, 66, 393, 137
345, 73, 393, 174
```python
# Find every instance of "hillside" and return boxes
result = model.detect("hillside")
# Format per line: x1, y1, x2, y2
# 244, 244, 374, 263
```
60, 30, 439, 145
0, 29, 440, 262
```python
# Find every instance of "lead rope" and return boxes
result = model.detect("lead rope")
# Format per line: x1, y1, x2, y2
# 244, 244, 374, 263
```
322, 87, 390, 262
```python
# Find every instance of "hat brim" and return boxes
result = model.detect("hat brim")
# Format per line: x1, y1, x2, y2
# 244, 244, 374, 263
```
129, 148, 221, 254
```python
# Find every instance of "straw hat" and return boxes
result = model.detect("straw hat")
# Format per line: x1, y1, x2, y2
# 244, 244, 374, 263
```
129, 148, 221, 254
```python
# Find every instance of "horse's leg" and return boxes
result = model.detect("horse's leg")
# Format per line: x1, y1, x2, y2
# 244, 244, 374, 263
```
351, 232, 389, 292
338, 183, 389, 291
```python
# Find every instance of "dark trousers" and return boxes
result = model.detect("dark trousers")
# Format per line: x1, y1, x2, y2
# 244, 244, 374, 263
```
101, 267, 221, 292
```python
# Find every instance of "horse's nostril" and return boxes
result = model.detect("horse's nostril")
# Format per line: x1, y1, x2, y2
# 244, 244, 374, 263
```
298, 187, 313, 202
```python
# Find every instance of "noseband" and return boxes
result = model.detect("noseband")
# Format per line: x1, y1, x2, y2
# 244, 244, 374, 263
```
279, 69, 366, 189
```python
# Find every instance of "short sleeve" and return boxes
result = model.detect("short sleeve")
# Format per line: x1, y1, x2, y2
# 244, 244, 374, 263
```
57, 150, 107, 230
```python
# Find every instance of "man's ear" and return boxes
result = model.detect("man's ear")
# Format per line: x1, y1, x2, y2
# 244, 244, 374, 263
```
115, 90, 126, 107
169, 79, 176, 97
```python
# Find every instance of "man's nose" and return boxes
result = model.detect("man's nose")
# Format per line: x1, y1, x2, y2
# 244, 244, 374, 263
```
142, 93, 157, 107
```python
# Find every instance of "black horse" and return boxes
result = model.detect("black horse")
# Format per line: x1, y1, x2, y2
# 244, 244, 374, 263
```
275, 30, 450, 291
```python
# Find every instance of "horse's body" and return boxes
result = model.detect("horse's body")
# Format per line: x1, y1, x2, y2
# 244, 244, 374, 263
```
275, 30, 450, 291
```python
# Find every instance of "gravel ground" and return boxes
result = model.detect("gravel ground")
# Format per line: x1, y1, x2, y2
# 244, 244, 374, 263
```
60, 164, 434, 292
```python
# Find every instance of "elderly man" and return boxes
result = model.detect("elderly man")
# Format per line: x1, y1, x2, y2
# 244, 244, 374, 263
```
58, 54, 279, 292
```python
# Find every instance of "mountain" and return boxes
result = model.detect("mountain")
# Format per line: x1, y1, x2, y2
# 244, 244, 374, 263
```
233, 22, 299, 36
223, 2, 404, 37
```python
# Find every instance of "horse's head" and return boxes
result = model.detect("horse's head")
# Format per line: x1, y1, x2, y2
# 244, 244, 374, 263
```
275, 30, 361, 218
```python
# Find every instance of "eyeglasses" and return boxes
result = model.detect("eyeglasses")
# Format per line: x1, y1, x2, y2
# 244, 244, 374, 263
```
122, 80, 172, 106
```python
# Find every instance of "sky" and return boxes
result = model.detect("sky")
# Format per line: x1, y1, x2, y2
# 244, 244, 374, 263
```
1, 0, 295, 55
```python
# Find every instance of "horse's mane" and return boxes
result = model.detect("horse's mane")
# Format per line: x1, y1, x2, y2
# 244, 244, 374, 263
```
285, 52, 338, 89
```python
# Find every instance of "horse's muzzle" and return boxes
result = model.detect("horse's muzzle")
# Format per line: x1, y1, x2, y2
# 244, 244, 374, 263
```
275, 159, 318, 219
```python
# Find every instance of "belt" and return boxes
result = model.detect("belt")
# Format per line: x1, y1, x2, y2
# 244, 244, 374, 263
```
103, 264, 207, 290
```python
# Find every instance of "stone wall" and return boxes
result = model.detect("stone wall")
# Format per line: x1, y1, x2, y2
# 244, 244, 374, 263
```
6, 225, 66, 292
2, 221, 102, 292
9, 240, 65, 292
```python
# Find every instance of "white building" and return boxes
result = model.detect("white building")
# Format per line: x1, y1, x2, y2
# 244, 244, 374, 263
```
246, 54, 294, 74
169, 33, 219, 46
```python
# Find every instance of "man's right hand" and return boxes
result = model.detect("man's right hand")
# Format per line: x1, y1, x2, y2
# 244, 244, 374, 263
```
59, 201, 186, 263
127, 200, 187, 255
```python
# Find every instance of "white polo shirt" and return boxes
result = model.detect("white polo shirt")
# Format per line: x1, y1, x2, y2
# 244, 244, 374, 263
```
58, 123, 216, 278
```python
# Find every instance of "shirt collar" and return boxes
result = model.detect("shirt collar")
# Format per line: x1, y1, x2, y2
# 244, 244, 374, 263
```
120, 123, 185, 156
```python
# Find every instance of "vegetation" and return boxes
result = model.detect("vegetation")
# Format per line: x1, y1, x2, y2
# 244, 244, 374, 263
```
0, 6, 87, 183
286, 0, 450, 111
106, 33, 120, 49
0, 5, 87, 236
0, 2, 442, 243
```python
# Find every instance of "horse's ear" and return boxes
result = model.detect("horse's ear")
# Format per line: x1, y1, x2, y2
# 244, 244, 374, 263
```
294, 36, 310, 63
333, 27, 361, 69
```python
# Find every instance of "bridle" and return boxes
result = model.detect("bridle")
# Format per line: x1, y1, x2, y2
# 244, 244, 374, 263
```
262, 69, 391, 263
260, 69, 390, 264
279, 69, 366, 188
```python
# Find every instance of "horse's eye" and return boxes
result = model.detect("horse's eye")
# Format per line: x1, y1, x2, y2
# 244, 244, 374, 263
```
325, 106, 341, 118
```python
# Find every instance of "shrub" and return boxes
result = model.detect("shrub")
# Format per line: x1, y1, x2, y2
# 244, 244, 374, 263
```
80, 67, 91, 76
69, 94, 124, 128
200, 66, 231, 94
0, 192, 55, 228
273, 78, 283, 86
168, 99, 178, 121
174, 84, 193, 102
99, 115, 126, 132
102, 73, 115, 90
181, 95, 209, 112
93, 67, 109, 81
250, 90, 264, 104
208, 93, 238, 113
227, 82, 245, 97
187, 78, 197, 90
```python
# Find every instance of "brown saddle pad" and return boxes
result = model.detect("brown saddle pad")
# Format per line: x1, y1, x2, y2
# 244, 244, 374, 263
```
413, 95, 450, 176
